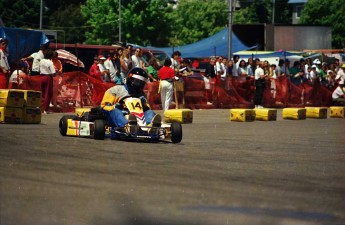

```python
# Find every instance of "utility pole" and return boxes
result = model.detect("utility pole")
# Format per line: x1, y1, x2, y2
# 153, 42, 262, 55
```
40, 0, 43, 29
228, 0, 233, 60
119, 0, 122, 42
272, 0, 275, 24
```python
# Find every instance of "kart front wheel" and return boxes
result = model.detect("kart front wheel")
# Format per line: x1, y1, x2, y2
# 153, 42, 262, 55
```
59, 115, 78, 136
170, 122, 182, 143
94, 119, 106, 140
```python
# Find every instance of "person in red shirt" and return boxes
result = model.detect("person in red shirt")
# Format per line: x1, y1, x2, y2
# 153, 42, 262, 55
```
89, 56, 103, 106
89, 56, 102, 81
158, 58, 176, 112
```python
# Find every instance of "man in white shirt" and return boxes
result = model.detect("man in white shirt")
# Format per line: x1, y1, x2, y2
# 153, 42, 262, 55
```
332, 80, 345, 104
335, 64, 345, 83
232, 55, 239, 77
131, 48, 144, 68
104, 52, 118, 83
98, 55, 110, 82
22, 44, 47, 75
254, 62, 267, 108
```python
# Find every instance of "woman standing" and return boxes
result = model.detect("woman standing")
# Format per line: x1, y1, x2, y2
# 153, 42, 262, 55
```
147, 57, 159, 82
158, 59, 176, 112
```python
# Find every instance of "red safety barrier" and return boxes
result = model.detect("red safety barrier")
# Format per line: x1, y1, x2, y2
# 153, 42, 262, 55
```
7, 71, 334, 112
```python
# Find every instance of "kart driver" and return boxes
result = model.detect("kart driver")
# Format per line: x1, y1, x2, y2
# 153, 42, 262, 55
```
100, 67, 161, 133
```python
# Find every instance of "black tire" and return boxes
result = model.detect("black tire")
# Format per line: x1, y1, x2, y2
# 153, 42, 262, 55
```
170, 122, 182, 143
59, 115, 78, 136
94, 119, 106, 140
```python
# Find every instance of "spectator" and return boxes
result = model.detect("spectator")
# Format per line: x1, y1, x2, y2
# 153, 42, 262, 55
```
332, 80, 345, 104
281, 58, 291, 78
104, 52, 117, 83
246, 58, 254, 78
269, 64, 277, 79
171, 51, 181, 74
39, 49, 56, 113
232, 55, 240, 77
158, 58, 176, 112
179, 58, 193, 77
131, 48, 144, 68
289, 61, 304, 85
220, 58, 227, 80
320, 62, 328, 85
310, 65, 319, 83
304, 58, 312, 74
277, 59, 284, 78
334, 58, 340, 74
23, 44, 47, 75
51, 51, 63, 108
0, 38, 10, 88
9, 61, 28, 89
52, 51, 62, 75
227, 60, 233, 77
254, 62, 267, 108
147, 57, 159, 82
89, 56, 102, 81
335, 64, 345, 83
237, 59, 247, 80
98, 55, 111, 82
326, 69, 336, 89
120, 49, 130, 83
215, 56, 224, 85
126, 44, 133, 70
204, 57, 216, 105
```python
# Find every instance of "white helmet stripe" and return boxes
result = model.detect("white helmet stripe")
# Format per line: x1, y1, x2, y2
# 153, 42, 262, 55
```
132, 74, 148, 82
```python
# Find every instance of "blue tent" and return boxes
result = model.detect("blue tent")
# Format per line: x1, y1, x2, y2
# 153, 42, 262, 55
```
138, 27, 255, 58
0, 27, 49, 64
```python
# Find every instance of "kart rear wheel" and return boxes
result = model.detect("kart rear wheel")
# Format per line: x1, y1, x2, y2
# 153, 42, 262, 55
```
94, 119, 106, 140
59, 115, 79, 136
170, 122, 182, 143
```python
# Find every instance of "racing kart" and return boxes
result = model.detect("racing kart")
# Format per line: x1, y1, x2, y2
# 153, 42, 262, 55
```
58, 97, 183, 143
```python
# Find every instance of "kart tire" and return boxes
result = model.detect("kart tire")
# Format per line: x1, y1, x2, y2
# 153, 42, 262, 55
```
170, 122, 182, 143
94, 119, 106, 140
59, 115, 79, 136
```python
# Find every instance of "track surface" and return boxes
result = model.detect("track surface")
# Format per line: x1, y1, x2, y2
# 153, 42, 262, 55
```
1, 109, 345, 225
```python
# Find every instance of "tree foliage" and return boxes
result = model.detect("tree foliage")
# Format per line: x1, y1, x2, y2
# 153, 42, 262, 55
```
49, 4, 87, 44
81, 0, 172, 46
300, 0, 345, 48
0, 0, 43, 28
1, 0, 342, 49
166, 0, 228, 46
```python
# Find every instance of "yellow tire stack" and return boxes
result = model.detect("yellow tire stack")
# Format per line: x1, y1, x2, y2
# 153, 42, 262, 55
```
164, 109, 193, 124
0, 89, 42, 124
230, 109, 255, 122
330, 106, 345, 118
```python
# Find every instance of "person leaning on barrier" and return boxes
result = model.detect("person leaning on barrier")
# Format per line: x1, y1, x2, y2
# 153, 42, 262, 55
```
332, 80, 345, 104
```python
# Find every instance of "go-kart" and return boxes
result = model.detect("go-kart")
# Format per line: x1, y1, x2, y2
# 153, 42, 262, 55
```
59, 97, 183, 143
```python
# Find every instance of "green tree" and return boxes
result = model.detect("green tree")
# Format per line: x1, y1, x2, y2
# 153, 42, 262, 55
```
300, 0, 345, 48
235, 0, 272, 24
0, 0, 44, 28
81, 0, 172, 46
48, 4, 87, 44
166, 0, 228, 46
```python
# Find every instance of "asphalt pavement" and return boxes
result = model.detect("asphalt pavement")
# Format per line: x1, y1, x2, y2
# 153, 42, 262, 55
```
1, 109, 345, 225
